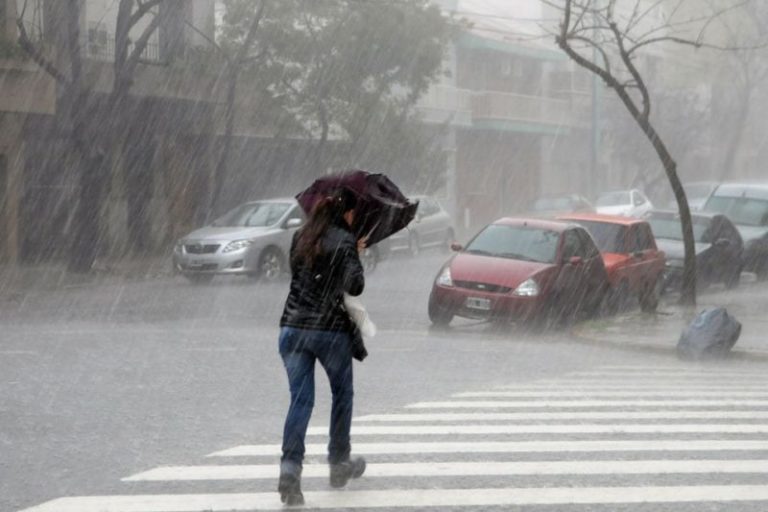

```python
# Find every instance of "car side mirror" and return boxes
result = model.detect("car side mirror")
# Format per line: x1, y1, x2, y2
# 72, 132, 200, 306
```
450, 242, 463, 252
567, 256, 583, 266
286, 218, 303, 229
714, 238, 731, 248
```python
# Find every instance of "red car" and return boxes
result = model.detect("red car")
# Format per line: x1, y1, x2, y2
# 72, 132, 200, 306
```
428, 218, 609, 327
558, 213, 666, 312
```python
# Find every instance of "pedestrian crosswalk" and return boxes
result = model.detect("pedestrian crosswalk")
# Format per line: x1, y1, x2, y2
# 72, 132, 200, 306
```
20, 364, 768, 511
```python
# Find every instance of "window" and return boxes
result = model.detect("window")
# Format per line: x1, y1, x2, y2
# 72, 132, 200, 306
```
597, 191, 630, 207
561, 230, 585, 260
576, 229, 600, 259
465, 224, 560, 264
571, 220, 625, 253
705, 196, 768, 227
16, 0, 44, 42
630, 224, 655, 252
211, 202, 291, 228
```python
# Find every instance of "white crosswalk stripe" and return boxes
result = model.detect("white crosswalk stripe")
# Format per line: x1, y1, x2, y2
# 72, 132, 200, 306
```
19, 364, 768, 511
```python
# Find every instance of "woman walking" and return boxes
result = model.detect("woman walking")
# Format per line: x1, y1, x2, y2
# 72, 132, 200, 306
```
278, 187, 367, 506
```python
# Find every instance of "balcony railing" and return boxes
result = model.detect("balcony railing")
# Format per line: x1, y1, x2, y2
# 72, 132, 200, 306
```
417, 84, 592, 129
81, 37, 160, 63
472, 91, 577, 127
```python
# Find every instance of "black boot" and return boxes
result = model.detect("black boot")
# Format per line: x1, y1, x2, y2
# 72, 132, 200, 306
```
329, 457, 366, 488
278, 464, 304, 506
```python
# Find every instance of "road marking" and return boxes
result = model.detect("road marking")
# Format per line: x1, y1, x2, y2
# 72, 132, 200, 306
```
523, 379, 768, 386
592, 366, 768, 373
208, 439, 768, 457
494, 384, 768, 390
308, 423, 768, 436
498, 380, 768, 388
124, 459, 768, 482
20, 485, 768, 511
407, 399, 768, 408
455, 391, 768, 398
355, 411, 768, 422
569, 370, 768, 377
0, 349, 38, 356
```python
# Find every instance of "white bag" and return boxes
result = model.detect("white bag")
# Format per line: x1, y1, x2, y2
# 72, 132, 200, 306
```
343, 293, 377, 338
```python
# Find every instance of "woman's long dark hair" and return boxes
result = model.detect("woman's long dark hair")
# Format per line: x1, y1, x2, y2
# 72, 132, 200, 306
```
294, 188, 357, 267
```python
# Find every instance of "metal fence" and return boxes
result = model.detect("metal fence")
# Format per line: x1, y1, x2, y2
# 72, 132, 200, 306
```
81, 36, 160, 63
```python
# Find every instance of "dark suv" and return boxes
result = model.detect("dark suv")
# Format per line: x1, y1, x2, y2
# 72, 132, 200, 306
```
703, 183, 768, 279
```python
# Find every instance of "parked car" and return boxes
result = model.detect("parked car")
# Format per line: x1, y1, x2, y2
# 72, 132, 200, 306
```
702, 183, 768, 279
646, 210, 744, 291
595, 189, 653, 217
558, 213, 666, 312
388, 195, 454, 255
172, 198, 304, 283
428, 218, 609, 327
530, 194, 595, 217
663, 181, 719, 211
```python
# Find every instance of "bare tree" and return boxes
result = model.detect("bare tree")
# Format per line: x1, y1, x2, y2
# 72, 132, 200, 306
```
17, 0, 165, 271
550, 0, 749, 305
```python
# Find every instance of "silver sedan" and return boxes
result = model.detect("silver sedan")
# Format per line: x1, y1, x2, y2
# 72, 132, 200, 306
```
172, 199, 304, 283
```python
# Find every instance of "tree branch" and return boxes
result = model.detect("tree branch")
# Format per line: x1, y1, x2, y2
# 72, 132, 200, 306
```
16, 19, 69, 83
610, 21, 650, 119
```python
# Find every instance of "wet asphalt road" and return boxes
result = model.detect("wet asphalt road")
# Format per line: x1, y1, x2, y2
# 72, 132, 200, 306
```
2, 252, 768, 511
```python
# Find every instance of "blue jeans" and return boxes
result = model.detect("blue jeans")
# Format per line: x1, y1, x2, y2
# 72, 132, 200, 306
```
279, 326, 354, 469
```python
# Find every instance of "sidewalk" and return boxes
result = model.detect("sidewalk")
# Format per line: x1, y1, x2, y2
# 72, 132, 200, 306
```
573, 275, 768, 359
0, 255, 174, 295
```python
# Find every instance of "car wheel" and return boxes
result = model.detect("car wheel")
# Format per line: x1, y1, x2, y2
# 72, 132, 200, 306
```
259, 247, 285, 282
409, 233, 420, 257
607, 280, 630, 315
639, 277, 661, 313
428, 295, 453, 327
185, 273, 214, 284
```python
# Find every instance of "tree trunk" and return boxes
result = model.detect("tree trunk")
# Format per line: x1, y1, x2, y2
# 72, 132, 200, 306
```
629, 105, 697, 305
68, 153, 109, 272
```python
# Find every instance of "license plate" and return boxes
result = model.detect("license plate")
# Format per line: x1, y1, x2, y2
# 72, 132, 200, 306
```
465, 297, 491, 311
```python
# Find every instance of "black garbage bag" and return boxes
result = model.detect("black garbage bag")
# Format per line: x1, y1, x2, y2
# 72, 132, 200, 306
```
677, 307, 741, 361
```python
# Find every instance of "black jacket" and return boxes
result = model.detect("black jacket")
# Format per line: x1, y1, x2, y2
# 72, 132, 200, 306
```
280, 222, 365, 332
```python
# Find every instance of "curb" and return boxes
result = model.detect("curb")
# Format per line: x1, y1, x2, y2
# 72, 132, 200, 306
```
571, 322, 768, 363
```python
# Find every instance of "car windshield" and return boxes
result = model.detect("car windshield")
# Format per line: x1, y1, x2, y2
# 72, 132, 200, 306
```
569, 220, 626, 253
211, 202, 291, 227
704, 196, 768, 227
596, 191, 630, 207
464, 224, 560, 264
648, 216, 711, 242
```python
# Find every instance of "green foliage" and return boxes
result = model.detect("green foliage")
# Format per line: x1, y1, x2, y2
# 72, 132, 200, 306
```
218, 0, 456, 179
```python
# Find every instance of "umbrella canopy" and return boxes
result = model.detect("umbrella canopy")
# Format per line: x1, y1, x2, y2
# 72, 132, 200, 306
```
296, 170, 418, 246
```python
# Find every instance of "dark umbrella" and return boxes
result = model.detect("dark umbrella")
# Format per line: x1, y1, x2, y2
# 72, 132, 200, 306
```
296, 170, 418, 246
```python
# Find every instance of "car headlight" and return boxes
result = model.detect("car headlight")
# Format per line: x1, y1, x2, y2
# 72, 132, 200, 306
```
222, 239, 254, 253
436, 266, 453, 287
513, 278, 539, 297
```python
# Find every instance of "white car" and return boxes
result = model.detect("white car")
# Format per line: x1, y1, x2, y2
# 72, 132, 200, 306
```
388, 195, 454, 255
172, 199, 304, 283
595, 189, 653, 217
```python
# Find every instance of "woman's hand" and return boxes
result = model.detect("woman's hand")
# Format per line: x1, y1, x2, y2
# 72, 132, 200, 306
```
357, 237, 368, 254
